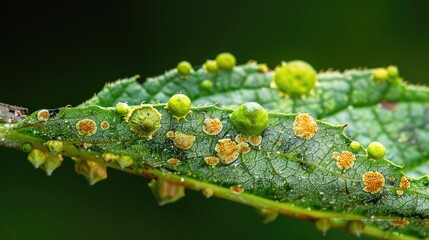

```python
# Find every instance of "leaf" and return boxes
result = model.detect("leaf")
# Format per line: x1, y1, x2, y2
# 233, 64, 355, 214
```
1, 103, 429, 239
81, 63, 429, 177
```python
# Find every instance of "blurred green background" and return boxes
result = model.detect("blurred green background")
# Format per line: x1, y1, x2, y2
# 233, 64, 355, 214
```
1, 1, 429, 239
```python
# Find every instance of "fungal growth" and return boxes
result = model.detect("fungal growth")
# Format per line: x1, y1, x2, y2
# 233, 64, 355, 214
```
230, 102, 269, 136
165, 94, 192, 121
37, 109, 50, 121
230, 185, 244, 194
125, 105, 162, 139
274, 60, 317, 97
166, 158, 180, 167
172, 132, 196, 150
176, 61, 193, 78
333, 151, 356, 170
248, 135, 262, 147
166, 130, 175, 138
204, 156, 219, 166
215, 52, 236, 71
237, 142, 250, 154
215, 139, 239, 164
396, 176, 411, 196
76, 119, 97, 136
367, 141, 386, 159
362, 171, 385, 194
293, 114, 318, 139
100, 121, 110, 130
202, 118, 223, 135
235, 134, 249, 143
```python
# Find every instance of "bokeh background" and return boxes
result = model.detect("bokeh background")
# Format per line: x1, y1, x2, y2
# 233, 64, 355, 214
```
1, 1, 429, 239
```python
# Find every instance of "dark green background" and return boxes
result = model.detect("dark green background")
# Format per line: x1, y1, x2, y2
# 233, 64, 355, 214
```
1, 1, 428, 239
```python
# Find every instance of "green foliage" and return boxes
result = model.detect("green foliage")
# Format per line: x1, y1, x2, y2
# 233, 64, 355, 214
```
1, 54, 429, 240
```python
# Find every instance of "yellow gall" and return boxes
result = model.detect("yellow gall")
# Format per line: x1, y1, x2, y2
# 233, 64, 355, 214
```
248, 135, 262, 146
204, 156, 219, 166
276, 141, 282, 146
202, 188, 214, 198
76, 119, 97, 136
102, 152, 118, 163
396, 190, 404, 196
167, 158, 180, 167
362, 171, 385, 194
293, 114, 318, 139
215, 139, 239, 164
238, 142, 251, 154
100, 121, 110, 130
166, 130, 175, 138
202, 118, 223, 135
235, 134, 249, 143
173, 132, 196, 150
37, 109, 50, 121
333, 151, 356, 170
230, 185, 244, 194
399, 176, 410, 189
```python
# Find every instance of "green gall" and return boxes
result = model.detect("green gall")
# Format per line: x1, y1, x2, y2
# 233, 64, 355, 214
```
165, 94, 192, 121
387, 65, 399, 78
367, 141, 386, 159
21, 143, 32, 153
203, 60, 218, 74
74, 159, 107, 185
215, 52, 236, 71
315, 218, 331, 236
230, 102, 269, 136
274, 60, 317, 97
372, 68, 389, 83
27, 149, 48, 168
41, 154, 63, 176
200, 79, 213, 91
115, 102, 130, 116
176, 61, 193, 77
350, 140, 361, 151
149, 178, 185, 206
125, 105, 162, 139
346, 220, 365, 237
45, 140, 63, 154
256, 208, 278, 224
116, 155, 133, 169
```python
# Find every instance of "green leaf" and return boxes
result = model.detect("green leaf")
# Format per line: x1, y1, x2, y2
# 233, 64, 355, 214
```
81, 63, 429, 177
1, 103, 429, 239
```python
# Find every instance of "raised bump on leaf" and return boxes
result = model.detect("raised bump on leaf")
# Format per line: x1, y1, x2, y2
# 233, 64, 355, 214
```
149, 178, 185, 206
367, 141, 386, 160
274, 60, 317, 97
230, 102, 269, 137
176, 61, 193, 78
203, 60, 218, 74
215, 52, 236, 71
45, 140, 63, 154
125, 105, 162, 139
165, 94, 192, 121
76, 119, 97, 136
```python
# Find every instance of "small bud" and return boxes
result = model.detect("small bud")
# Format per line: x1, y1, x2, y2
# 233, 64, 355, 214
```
256, 208, 278, 224
230, 102, 269, 136
148, 178, 185, 206
346, 220, 365, 237
45, 140, 63, 154
215, 52, 236, 71
165, 94, 192, 121
27, 149, 48, 168
315, 218, 331, 235
203, 60, 218, 74
74, 159, 108, 185
367, 141, 386, 159
176, 61, 193, 78
41, 154, 63, 176
115, 102, 130, 116
350, 140, 361, 151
